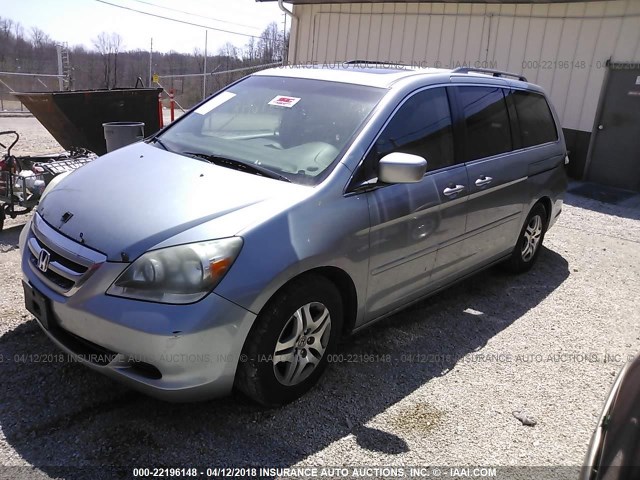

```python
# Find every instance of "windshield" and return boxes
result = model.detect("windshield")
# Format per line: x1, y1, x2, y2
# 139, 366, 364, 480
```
157, 75, 385, 185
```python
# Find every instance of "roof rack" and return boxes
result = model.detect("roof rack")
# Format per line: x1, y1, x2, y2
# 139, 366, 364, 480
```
343, 60, 406, 66
451, 67, 527, 82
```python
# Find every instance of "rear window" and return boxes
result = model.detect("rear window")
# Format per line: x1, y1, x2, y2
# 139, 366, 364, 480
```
456, 86, 512, 161
512, 90, 558, 147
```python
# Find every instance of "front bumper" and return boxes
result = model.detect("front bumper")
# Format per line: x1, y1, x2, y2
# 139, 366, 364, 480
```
20, 216, 256, 402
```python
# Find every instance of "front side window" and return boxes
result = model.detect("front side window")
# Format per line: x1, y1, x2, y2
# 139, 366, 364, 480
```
512, 90, 558, 147
158, 76, 385, 185
456, 86, 512, 161
372, 87, 454, 174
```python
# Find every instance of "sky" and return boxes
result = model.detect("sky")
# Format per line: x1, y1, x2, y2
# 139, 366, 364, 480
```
1, 0, 285, 54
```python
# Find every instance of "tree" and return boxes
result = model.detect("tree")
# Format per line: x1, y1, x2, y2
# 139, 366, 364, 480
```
258, 22, 283, 63
0, 15, 290, 108
111, 33, 123, 87
93, 32, 112, 88
30, 27, 50, 49
0, 18, 13, 39
92, 32, 124, 88
13, 22, 24, 41
218, 42, 238, 61
243, 37, 256, 62
0, 18, 14, 68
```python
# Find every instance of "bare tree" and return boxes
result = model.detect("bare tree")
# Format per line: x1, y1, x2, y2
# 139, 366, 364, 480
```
219, 42, 238, 60
0, 15, 289, 106
111, 33, 123, 87
13, 22, 23, 41
258, 22, 283, 63
93, 32, 112, 88
29, 27, 52, 71
93, 32, 124, 88
30, 27, 50, 48
243, 37, 256, 62
218, 43, 240, 84
193, 47, 203, 72
0, 18, 14, 68
0, 18, 13, 39
12, 21, 26, 73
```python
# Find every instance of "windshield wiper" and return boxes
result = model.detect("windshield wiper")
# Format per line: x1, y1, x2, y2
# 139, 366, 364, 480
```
183, 152, 291, 183
149, 136, 170, 151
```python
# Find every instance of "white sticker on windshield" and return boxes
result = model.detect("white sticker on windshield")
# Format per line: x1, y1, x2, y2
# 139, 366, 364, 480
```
268, 95, 301, 108
194, 91, 236, 115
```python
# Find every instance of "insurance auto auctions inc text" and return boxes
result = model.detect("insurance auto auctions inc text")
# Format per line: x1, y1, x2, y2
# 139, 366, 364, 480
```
253, 466, 497, 478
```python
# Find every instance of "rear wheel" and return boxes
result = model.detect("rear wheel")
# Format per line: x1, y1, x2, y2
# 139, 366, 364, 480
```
503, 203, 548, 273
235, 274, 342, 406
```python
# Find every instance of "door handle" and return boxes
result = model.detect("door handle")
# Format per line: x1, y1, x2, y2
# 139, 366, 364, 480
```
443, 184, 466, 196
475, 176, 493, 187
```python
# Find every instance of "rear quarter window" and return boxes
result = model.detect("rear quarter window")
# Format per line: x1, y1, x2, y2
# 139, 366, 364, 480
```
512, 90, 558, 147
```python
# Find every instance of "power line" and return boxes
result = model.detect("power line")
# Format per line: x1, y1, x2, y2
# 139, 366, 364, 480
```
128, 0, 262, 31
94, 0, 260, 39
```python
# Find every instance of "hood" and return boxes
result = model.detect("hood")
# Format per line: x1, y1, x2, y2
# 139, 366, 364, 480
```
37, 142, 310, 261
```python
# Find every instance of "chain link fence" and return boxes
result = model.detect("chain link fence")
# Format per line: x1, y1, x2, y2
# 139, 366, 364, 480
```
0, 72, 64, 113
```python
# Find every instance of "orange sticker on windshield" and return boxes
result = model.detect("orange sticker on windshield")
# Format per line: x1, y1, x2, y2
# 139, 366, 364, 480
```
268, 95, 301, 108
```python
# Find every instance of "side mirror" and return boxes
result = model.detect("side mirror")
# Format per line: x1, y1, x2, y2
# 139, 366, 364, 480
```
378, 152, 427, 184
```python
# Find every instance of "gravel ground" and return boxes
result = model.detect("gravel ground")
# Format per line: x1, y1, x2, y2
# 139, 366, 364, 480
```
0, 117, 639, 479
0, 116, 62, 156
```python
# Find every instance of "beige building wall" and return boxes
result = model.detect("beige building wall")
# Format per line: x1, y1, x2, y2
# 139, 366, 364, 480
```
287, 0, 640, 134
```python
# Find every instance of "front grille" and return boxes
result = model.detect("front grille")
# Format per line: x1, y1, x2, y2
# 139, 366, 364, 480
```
33, 234, 88, 274
27, 214, 106, 296
28, 254, 74, 290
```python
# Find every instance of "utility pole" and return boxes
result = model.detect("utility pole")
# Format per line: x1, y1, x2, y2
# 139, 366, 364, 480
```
148, 38, 153, 86
283, 12, 287, 65
203, 30, 208, 100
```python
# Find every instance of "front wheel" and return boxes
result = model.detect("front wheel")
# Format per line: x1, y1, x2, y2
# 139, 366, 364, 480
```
503, 203, 548, 273
235, 274, 343, 406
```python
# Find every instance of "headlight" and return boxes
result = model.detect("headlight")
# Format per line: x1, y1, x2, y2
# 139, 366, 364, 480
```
106, 237, 243, 304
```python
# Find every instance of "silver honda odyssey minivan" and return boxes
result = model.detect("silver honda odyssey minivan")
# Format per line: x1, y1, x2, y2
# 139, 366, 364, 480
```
20, 64, 567, 405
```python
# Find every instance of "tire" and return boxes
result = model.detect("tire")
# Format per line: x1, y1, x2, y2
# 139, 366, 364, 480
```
7, 201, 18, 219
503, 203, 548, 274
235, 274, 343, 406
0, 206, 4, 232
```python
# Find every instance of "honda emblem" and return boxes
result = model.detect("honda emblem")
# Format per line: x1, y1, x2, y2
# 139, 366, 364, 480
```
37, 249, 50, 273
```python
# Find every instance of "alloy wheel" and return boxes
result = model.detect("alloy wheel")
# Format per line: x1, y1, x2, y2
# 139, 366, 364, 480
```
521, 214, 543, 262
273, 302, 332, 386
